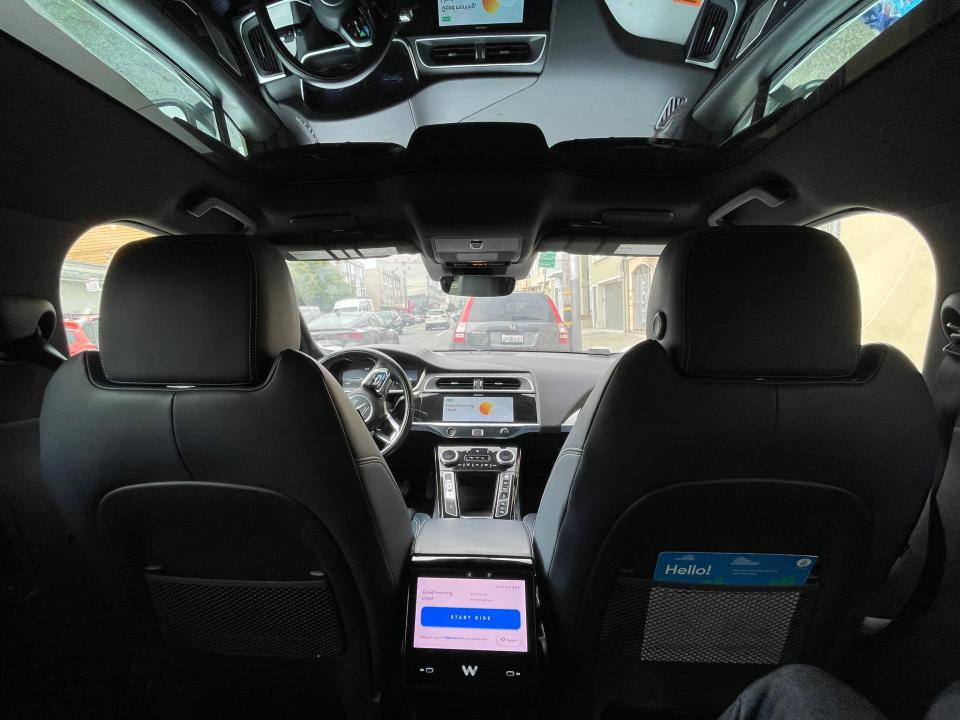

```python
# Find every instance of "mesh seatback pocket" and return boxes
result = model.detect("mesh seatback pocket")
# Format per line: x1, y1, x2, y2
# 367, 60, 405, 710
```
599, 577, 818, 665
145, 574, 345, 658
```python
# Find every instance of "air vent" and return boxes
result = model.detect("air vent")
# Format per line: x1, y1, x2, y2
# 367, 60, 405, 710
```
483, 41, 531, 63
655, 96, 688, 131
685, 0, 742, 69
248, 24, 281, 75
435, 377, 476, 389
482, 377, 522, 390
690, 2, 729, 60
429, 43, 477, 66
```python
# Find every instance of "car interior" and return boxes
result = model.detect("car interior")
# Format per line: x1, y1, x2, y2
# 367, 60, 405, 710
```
2, 0, 960, 719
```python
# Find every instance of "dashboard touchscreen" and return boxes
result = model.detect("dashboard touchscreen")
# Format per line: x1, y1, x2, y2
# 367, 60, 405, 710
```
412, 576, 528, 653
438, 0, 524, 27
442, 396, 515, 423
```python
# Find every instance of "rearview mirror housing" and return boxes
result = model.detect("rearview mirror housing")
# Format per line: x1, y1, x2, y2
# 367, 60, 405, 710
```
441, 275, 516, 297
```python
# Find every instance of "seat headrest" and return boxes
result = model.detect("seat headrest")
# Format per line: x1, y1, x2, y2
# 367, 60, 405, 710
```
99, 236, 300, 385
646, 226, 861, 378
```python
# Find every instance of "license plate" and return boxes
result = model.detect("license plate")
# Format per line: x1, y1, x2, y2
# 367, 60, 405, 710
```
500, 333, 524, 344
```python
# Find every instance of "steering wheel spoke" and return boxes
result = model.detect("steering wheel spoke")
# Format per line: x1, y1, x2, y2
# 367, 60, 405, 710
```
361, 364, 391, 396
374, 412, 402, 447
320, 348, 412, 457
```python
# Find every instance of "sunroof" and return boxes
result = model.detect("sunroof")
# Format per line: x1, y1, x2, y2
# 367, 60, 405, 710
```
5, 0, 248, 155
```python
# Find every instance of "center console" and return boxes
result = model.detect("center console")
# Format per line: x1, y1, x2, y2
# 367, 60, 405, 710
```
404, 519, 538, 699
435, 445, 519, 519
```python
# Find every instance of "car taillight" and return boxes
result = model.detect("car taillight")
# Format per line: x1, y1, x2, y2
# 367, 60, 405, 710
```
546, 297, 569, 345
453, 297, 475, 343
348, 331, 365, 340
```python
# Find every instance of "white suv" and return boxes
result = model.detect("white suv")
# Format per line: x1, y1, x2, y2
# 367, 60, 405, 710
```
424, 308, 451, 330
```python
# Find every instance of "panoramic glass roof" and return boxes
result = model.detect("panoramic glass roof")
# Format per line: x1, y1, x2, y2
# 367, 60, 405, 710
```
0, 0, 933, 154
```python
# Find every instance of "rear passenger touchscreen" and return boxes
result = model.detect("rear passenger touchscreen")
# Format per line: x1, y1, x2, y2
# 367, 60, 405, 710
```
412, 576, 528, 653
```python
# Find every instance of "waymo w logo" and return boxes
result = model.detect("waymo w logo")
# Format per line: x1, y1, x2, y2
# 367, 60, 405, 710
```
461, 665, 478, 677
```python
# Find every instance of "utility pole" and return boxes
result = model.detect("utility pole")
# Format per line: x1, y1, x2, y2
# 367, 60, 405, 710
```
568, 252, 582, 352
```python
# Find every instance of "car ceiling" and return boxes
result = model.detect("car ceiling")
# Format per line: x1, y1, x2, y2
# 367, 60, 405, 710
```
1, 2, 960, 361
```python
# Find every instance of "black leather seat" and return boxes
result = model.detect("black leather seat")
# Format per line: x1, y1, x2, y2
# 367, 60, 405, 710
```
40, 236, 414, 719
526, 227, 942, 717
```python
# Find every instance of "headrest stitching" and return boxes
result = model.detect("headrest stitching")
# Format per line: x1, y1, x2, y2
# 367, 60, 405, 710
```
680, 234, 702, 373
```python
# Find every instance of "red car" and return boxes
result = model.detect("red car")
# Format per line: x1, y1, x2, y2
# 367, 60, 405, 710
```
63, 319, 98, 356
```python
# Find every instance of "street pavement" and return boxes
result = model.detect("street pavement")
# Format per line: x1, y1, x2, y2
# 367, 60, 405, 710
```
394, 324, 453, 351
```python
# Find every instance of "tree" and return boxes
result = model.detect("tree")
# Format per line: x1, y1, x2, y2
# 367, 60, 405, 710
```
287, 262, 355, 312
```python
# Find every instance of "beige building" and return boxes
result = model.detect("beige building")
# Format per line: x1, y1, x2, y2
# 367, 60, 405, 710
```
364, 266, 405, 311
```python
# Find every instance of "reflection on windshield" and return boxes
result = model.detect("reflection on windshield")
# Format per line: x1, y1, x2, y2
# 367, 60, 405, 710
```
288, 253, 661, 354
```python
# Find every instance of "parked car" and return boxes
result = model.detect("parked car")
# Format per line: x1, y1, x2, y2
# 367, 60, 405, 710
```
63, 319, 98, 356
451, 292, 569, 351
298, 305, 322, 324
424, 308, 451, 330
376, 310, 405, 334
308, 312, 399, 348
332, 297, 374, 314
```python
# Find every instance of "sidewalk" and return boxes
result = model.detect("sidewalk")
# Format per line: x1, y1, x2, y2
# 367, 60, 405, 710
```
580, 327, 647, 353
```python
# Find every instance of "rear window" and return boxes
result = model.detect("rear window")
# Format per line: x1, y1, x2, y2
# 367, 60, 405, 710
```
59, 222, 155, 355
817, 211, 934, 369
467, 295, 555, 323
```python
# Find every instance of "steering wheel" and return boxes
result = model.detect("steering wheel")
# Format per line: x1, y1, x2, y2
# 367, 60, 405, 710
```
320, 348, 412, 457
253, 0, 400, 90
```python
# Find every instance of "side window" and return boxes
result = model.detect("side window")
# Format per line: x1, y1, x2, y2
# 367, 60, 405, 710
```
60, 223, 155, 356
817, 213, 935, 369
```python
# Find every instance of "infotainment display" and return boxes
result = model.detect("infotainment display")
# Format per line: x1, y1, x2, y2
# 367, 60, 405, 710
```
412, 576, 528, 653
442, 396, 515, 423
438, 0, 525, 27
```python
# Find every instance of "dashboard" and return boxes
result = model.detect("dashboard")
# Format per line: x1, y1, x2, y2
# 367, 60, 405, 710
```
234, 0, 552, 112
340, 363, 422, 390
327, 347, 614, 438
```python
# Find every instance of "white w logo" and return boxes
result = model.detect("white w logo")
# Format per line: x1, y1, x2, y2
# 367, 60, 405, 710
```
461, 665, 478, 677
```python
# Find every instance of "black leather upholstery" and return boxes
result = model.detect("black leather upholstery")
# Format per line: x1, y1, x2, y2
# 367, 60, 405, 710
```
98, 236, 300, 385
647, 227, 861, 378
40, 236, 413, 717
532, 227, 941, 716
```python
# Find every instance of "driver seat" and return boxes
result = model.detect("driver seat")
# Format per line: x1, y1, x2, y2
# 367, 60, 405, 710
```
40, 236, 414, 719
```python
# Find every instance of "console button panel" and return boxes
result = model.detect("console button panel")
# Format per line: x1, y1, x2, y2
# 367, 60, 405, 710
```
435, 445, 519, 519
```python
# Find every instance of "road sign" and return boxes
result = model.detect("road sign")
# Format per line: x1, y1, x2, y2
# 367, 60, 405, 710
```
538, 252, 556, 269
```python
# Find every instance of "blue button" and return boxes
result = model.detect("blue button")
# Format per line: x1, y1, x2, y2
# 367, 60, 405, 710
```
420, 607, 521, 630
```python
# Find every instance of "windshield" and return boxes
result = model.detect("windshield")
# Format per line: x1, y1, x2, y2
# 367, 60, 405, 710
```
309, 314, 366, 329
289, 253, 660, 354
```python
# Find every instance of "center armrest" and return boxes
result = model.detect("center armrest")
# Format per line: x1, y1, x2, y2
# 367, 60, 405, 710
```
413, 518, 533, 560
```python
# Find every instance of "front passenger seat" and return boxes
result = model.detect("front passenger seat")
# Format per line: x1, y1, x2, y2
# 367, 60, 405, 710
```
528, 227, 941, 717
40, 236, 414, 719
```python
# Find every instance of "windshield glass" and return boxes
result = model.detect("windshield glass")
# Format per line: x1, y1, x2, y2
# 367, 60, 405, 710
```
764, 0, 924, 117
289, 253, 660, 354
309, 314, 366, 329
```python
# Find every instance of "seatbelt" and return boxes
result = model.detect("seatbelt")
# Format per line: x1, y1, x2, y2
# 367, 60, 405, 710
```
894, 350, 959, 621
